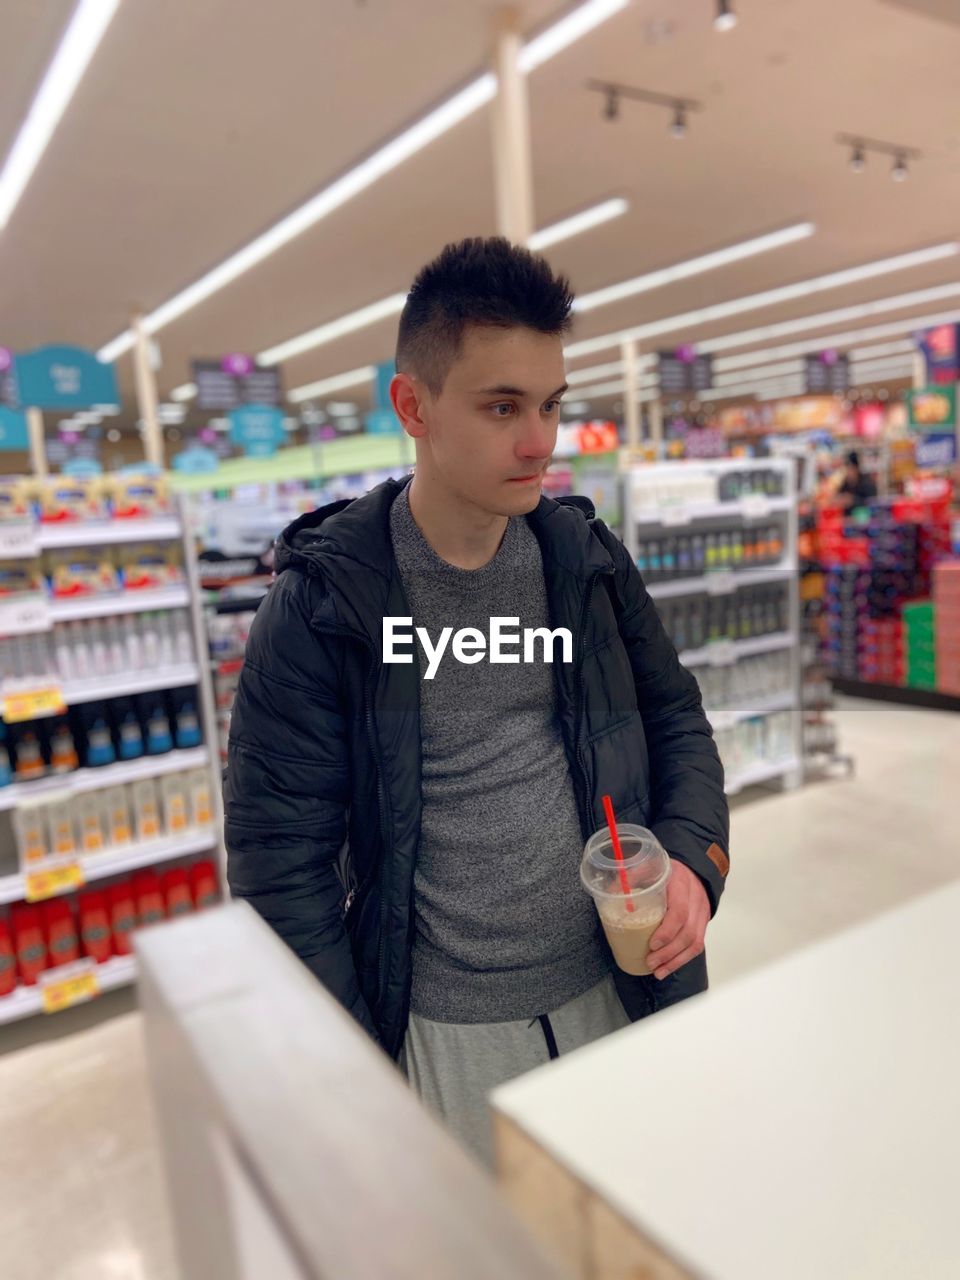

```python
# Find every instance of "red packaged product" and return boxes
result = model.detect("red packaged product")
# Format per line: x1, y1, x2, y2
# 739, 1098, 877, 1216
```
78, 892, 113, 964
189, 860, 219, 911
11, 905, 47, 985
133, 870, 165, 929
107, 881, 137, 956
0, 920, 17, 996
162, 868, 193, 919
43, 900, 79, 969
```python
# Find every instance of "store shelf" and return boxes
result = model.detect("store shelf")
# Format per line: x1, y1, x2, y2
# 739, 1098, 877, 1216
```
633, 496, 793, 527
48, 585, 190, 622
60, 664, 200, 705
679, 632, 795, 668
648, 566, 793, 600
0, 827, 216, 905
37, 519, 182, 549
0, 746, 210, 811
705, 690, 796, 730
0, 955, 137, 1026
832, 678, 960, 713
725, 756, 800, 796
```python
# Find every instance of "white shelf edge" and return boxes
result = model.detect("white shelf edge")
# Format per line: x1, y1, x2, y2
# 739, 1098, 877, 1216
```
705, 691, 797, 729
0, 955, 137, 1025
633, 496, 793, 526
60, 665, 200, 705
0, 746, 210, 812
680, 632, 796, 668
48, 586, 190, 623
725, 756, 800, 796
37, 520, 182, 549
648, 566, 795, 600
0, 827, 217, 905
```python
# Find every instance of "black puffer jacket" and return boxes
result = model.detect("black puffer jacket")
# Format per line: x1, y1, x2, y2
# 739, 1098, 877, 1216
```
225, 477, 729, 1059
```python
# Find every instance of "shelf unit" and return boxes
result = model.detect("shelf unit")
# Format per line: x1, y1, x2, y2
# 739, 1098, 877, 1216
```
0, 955, 137, 1026
623, 458, 803, 795
0, 498, 226, 1021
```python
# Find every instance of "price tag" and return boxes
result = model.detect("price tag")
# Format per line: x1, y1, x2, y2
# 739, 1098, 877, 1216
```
0, 523, 39, 559
708, 642, 737, 668
2, 685, 65, 723
25, 858, 86, 903
0, 594, 51, 637
741, 495, 772, 520
706, 573, 737, 597
40, 959, 100, 1014
660, 507, 691, 528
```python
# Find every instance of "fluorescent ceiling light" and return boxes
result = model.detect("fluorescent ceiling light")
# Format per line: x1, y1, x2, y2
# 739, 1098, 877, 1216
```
702, 373, 807, 402
258, 293, 407, 366
325, 401, 359, 416
288, 366, 375, 404
519, 0, 628, 72
848, 339, 915, 361
572, 223, 815, 313
713, 358, 805, 386
96, 0, 627, 363
849, 355, 913, 378
564, 245, 960, 358
567, 356, 656, 384
528, 196, 628, 250
261, 197, 634, 369
170, 382, 197, 402
712, 334, 916, 373
0, 0, 122, 233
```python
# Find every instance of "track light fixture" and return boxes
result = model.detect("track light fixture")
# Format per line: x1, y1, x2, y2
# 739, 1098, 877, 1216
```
837, 133, 920, 182
714, 0, 738, 32
588, 80, 702, 136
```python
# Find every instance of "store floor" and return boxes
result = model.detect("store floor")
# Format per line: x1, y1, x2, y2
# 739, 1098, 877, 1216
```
1, 698, 957, 1280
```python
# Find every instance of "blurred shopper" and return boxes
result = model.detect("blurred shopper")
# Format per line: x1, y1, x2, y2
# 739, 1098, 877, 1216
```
836, 450, 878, 510
224, 239, 729, 1163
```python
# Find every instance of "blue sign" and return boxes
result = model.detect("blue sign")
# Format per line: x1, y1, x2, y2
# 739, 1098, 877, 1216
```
915, 432, 957, 469
13, 345, 119, 411
375, 360, 395, 411
0, 405, 29, 451
173, 445, 220, 474
228, 403, 286, 457
62, 458, 104, 477
365, 407, 401, 436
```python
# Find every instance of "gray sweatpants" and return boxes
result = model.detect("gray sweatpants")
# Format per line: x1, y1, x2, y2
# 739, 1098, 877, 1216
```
399, 974, 630, 1166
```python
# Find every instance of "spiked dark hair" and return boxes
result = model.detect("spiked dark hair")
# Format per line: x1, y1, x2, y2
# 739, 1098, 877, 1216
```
395, 237, 575, 394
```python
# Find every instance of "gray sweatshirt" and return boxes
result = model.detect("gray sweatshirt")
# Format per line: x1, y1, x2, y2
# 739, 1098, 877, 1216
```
390, 485, 610, 1024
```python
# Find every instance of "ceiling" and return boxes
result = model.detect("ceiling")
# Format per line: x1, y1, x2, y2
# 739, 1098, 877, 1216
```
3, 0, 960, 429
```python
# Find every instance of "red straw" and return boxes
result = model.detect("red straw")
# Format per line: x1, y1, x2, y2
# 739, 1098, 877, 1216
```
602, 794, 635, 913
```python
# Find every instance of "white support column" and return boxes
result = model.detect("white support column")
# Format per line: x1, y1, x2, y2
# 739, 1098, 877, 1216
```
490, 6, 535, 244
26, 408, 47, 477
621, 340, 641, 450
132, 314, 164, 470
912, 350, 926, 390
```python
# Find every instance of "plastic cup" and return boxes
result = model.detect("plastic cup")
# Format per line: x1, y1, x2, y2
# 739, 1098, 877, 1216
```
580, 825, 671, 976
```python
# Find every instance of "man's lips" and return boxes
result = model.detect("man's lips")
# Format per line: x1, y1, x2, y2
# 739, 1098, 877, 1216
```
506, 472, 544, 483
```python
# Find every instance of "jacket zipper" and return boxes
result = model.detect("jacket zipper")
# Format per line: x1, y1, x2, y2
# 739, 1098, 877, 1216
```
572, 574, 599, 838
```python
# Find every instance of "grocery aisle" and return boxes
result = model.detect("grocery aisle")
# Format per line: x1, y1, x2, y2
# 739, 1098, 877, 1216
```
0, 698, 957, 1280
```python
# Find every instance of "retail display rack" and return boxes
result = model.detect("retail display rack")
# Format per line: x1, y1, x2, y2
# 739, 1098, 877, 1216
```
623, 458, 803, 796
0, 497, 225, 1024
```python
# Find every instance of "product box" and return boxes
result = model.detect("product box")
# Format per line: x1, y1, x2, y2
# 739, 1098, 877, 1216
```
0, 561, 44, 598
45, 548, 120, 598
107, 474, 170, 521
0, 478, 38, 522
119, 543, 183, 592
38, 477, 108, 525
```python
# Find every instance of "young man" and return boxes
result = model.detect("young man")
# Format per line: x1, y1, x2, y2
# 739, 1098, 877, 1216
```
225, 238, 729, 1163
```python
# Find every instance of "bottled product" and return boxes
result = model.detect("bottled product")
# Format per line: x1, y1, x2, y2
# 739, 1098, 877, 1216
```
111, 698, 145, 761
133, 870, 165, 928
78, 892, 112, 963
48, 717, 79, 774
12, 905, 47, 984
77, 794, 107, 855
107, 882, 137, 956
103, 785, 132, 847
43, 900, 79, 968
187, 769, 213, 828
163, 868, 193, 918
14, 805, 47, 865
46, 800, 77, 860
73, 702, 116, 768
168, 688, 202, 750
137, 694, 173, 755
161, 773, 190, 835
132, 778, 162, 842
0, 726, 11, 788
189, 860, 218, 910
0, 920, 17, 996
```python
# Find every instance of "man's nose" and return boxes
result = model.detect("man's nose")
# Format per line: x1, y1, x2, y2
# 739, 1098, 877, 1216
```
516, 413, 555, 462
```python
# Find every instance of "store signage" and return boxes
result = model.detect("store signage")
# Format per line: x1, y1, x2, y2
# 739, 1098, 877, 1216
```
365, 407, 401, 435
62, 458, 104, 477
192, 359, 283, 410
375, 360, 395, 409
172, 444, 220, 473
915, 433, 957, 469
40, 958, 100, 1013
657, 349, 714, 394
906, 385, 957, 433
803, 353, 849, 395
915, 324, 959, 385
13, 345, 119, 411
0, 405, 29, 450
228, 403, 286, 456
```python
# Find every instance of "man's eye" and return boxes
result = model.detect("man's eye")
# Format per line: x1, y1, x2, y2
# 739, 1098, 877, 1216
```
492, 403, 515, 417
543, 400, 561, 413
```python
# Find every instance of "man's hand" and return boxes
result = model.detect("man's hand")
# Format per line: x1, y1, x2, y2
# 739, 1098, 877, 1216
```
647, 860, 710, 981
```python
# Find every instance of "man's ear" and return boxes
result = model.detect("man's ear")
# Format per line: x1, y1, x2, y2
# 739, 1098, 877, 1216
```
391, 372, 428, 439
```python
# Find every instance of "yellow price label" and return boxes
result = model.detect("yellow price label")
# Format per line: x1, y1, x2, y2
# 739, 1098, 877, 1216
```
40, 961, 100, 1014
25, 860, 85, 903
2, 686, 66, 724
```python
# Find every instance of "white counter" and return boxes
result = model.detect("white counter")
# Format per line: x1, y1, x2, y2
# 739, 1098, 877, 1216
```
492, 880, 960, 1280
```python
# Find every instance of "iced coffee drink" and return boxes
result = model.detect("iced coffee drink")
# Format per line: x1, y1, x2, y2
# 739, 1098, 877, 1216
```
580, 824, 671, 977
